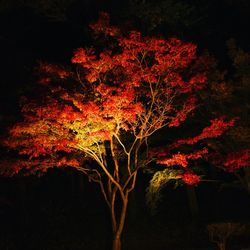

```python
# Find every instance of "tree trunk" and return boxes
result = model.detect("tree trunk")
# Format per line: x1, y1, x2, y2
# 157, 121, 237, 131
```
218, 241, 226, 250
111, 194, 128, 250
186, 185, 199, 219
112, 234, 122, 250
17, 178, 28, 224
244, 168, 250, 194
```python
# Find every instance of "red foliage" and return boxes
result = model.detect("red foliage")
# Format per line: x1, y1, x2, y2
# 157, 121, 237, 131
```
168, 96, 196, 127
156, 148, 208, 168
223, 149, 249, 172
38, 62, 69, 79
181, 172, 201, 185
0, 157, 80, 177
1, 12, 234, 183
89, 12, 120, 37
172, 117, 236, 148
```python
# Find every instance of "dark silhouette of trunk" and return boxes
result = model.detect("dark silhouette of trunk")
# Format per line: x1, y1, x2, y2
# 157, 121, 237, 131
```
244, 168, 250, 194
186, 185, 199, 219
17, 178, 28, 222
218, 241, 226, 250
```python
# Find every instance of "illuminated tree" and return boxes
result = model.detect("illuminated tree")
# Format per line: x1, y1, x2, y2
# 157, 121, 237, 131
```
1, 13, 235, 250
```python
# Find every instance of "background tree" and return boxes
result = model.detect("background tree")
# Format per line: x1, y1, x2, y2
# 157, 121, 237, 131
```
124, 0, 197, 34
1, 13, 235, 250
205, 39, 250, 193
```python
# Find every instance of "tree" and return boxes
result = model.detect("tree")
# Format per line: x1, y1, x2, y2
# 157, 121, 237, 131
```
124, 0, 197, 33
193, 39, 249, 194
207, 39, 250, 193
1, 13, 235, 250
207, 222, 245, 250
